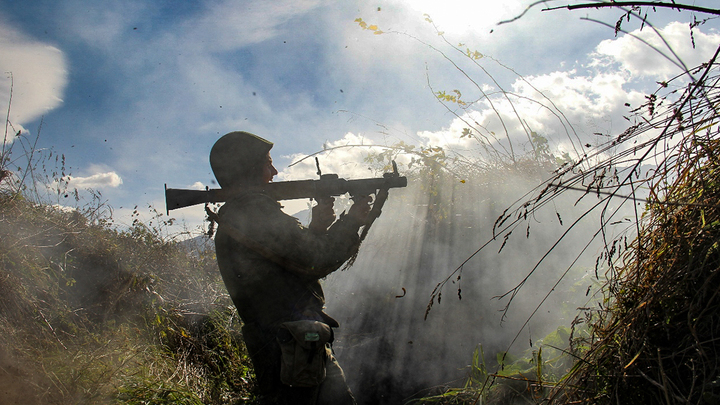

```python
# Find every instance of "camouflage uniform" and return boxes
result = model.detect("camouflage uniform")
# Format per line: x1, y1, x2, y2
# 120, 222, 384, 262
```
215, 192, 362, 405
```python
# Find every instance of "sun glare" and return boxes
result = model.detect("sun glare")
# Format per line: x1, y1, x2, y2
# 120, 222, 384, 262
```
399, 0, 523, 35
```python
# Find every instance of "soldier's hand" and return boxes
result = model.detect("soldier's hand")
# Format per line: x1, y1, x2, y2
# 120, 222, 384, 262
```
347, 195, 372, 223
309, 196, 336, 232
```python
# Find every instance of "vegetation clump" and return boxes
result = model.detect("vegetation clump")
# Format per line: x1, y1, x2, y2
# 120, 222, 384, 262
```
560, 139, 720, 403
0, 189, 256, 404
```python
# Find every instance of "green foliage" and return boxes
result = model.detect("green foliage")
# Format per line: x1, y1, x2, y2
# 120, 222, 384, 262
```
413, 327, 576, 405
436, 90, 467, 106
354, 18, 384, 35
118, 382, 205, 405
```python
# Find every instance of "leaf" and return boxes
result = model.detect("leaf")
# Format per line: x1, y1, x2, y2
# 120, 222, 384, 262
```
498, 231, 512, 253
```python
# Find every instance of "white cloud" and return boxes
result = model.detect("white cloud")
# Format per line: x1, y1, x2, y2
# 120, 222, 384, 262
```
417, 121, 479, 149
274, 64, 646, 177
594, 21, 720, 79
383, 20, 715, 164
51, 204, 78, 214
190, 181, 206, 190
0, 22, 68, 134
514, 71, 645, 119
414, 68, 648, 161
279, 132, 387, 181
67, 171, 123, 189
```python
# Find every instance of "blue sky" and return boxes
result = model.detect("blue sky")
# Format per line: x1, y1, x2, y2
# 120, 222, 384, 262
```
2, 0, 719, 233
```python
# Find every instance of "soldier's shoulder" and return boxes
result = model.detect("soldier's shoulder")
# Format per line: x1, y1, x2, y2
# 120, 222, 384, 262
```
220, 192, 280, 214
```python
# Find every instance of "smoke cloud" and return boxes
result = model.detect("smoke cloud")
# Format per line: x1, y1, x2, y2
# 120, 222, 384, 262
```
317, 165, 629, 404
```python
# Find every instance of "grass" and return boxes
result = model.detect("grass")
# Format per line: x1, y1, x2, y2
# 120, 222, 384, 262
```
556, 137, 720, 404
0, 191, 257, 404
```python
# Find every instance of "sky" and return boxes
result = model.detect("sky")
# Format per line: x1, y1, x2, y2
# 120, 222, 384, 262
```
1, 0, 719, 233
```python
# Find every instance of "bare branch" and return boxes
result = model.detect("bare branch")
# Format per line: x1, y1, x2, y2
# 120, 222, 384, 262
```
498, 1, 720, 26
545, 2, 720, 16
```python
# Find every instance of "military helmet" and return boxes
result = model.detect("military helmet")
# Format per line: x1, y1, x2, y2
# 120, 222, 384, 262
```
210, 131, 273, 187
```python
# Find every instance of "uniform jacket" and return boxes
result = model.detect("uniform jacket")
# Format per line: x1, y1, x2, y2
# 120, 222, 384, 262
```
214, 192, 363, 330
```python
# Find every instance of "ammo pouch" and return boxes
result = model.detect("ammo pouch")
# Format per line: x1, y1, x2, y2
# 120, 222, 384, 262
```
276, 320, 333, 387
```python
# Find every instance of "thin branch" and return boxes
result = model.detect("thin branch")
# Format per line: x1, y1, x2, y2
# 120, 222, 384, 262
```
550, 183, 719, 208
410, 24, 518, 162
498, 0, 557, 26
425, 71, 510, 160
545, 2, 720, 16
287, 144, 393, 167
287, 143, 468, 179
499, 1, 720, 26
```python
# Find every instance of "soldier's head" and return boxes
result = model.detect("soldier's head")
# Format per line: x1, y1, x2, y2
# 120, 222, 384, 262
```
210, 131, 278, 188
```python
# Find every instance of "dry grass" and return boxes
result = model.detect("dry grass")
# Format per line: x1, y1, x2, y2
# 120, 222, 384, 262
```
557, 132, 720, 404
548, 49, 720, 405
0, 193, 256, 404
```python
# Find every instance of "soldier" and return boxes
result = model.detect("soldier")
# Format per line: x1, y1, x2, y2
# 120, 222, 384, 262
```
210, 131, 373, 405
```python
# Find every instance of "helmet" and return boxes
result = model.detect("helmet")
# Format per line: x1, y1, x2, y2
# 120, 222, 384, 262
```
210, 131, 273, 187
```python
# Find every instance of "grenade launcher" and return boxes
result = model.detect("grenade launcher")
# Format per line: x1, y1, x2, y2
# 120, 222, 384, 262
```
165, 162, 407, 214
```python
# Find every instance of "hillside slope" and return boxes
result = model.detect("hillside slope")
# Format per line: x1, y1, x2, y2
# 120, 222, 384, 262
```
0, 195, 255, 404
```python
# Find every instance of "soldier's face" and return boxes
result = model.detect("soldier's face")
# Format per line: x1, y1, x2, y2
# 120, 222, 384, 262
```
261, 152, 278, 183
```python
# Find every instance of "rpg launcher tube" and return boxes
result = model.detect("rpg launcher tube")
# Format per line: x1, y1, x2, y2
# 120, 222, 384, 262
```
165, 174, 407, 213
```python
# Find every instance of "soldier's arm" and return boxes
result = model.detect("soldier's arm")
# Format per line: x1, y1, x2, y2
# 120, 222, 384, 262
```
220, 195, 370, 278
